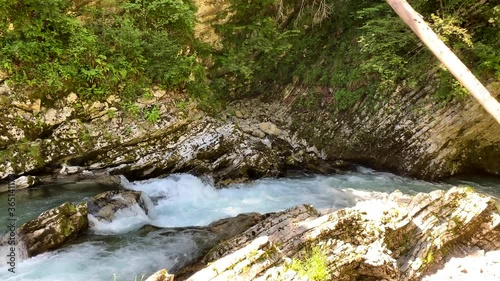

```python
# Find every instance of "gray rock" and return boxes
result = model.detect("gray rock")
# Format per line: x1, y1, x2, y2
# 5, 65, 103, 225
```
60, 165, 81, 175
14, 175, 40, 189
43, 107, 73, 125
86, 190, 150, 222
0, 103, 329, 187
306, 146, 319, 155
184, 187, 499, 281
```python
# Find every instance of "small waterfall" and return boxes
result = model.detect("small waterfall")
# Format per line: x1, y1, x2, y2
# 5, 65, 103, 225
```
88, 191, 157, 235
140, 191, 157, 219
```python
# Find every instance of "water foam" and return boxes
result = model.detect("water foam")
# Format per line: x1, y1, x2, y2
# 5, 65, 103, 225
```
0, 170, 472, 281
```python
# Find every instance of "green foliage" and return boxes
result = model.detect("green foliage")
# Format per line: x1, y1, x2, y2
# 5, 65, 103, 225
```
357, 3, 418, 92
434, 69, 468, 103
289, 245, 329, 281
1, 0, 498, 112
107, 109, 117, 119
474, 42, 500, 79
211, 0, 299, 96
0, 0, 213, 105
0, 0, 96, 99
121, 101, 141, 118
356, 0, 499, 100
144, 105, 161, 123
334, 89, 363, 111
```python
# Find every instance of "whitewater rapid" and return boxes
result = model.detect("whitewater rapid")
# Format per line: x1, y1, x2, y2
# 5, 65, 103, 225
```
1, 168, 496, 281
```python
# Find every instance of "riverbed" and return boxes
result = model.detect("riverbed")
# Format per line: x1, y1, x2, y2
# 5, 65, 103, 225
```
1, 167, 499, 281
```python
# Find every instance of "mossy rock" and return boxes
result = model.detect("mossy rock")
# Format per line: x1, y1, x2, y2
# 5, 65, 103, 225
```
16, 202, 88, 257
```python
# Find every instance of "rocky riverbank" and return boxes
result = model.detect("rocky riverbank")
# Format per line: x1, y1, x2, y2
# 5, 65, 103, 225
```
2, 79, 500, 192
4, 181, 497, 281
168, 186, 499, 281
0, 83, 351, 191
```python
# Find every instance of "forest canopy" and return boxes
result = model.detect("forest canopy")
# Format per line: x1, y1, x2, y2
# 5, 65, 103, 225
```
0, 0, 498, 109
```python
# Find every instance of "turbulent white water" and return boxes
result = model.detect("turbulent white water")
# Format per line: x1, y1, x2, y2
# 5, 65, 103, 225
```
1, 168, 497, 281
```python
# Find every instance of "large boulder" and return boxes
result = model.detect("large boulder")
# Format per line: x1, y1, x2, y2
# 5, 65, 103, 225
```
17, 202, 88, 257
180, 187, 499, 281
86, 190, 151, 222
140, 213, 267, 280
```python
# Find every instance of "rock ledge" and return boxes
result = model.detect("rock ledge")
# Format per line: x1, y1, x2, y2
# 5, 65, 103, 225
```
175, 187, 499, 281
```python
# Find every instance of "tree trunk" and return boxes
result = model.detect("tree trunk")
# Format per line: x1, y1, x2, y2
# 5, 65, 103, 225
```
385, 0, 500, 125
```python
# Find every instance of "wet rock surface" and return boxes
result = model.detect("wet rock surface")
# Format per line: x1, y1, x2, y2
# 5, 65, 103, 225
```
157, 212, 269, 276
86, 190, 151, 222
15, 202, 88, 257
175, 187, 499, 281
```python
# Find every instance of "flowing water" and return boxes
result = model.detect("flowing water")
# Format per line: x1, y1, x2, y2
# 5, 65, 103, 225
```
0, 167, 499, 281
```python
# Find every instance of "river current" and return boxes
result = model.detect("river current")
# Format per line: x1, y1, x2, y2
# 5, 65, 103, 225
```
0, 167, 498, 281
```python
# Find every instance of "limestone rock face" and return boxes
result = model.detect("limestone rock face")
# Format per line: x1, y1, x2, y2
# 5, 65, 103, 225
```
86, 190, 150, 222
181, 187, 499, 281
0, 88, 331, 186
17, 202, 88, 257
283, 82, 500, 179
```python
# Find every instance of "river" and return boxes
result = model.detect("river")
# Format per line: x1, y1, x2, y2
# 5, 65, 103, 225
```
1, 167, 499, 281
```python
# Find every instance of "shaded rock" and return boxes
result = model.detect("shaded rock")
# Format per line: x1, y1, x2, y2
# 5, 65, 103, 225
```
207, 212, 266, 241
284, 82, 500, 180
17, 202, 88, 257
14, 175, 41, 189
154, 212, 267, 281
86, 190, 151, 222
241, 125, 253, 134
182, 187, 499, 281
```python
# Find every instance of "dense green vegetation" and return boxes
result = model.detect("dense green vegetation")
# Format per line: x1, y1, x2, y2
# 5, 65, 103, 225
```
289, 245, 329, 281
211, 0, 500, 106
1, 0, 499, 111
0, 0, 212, 105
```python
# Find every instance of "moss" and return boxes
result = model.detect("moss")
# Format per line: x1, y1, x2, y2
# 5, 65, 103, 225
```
288, 245, 329, 281
304, 204, 320, 216
424, 250, 435, 265
247, 249, 259, 259
462, 186, 475, 193
255, 244, 280, 264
